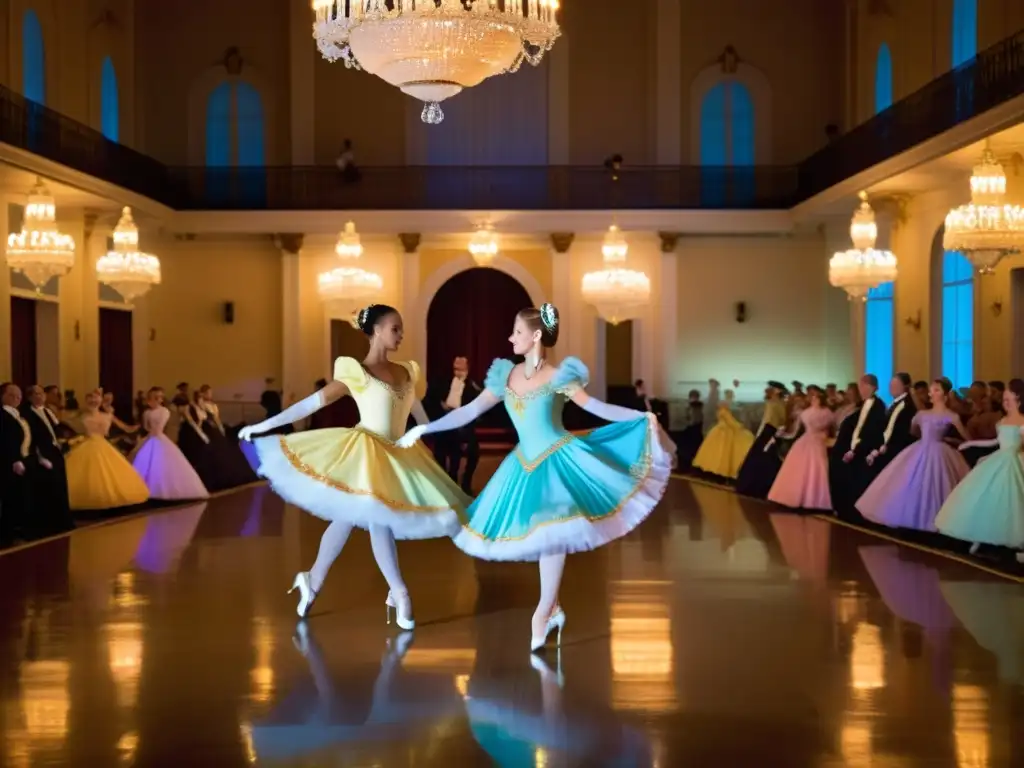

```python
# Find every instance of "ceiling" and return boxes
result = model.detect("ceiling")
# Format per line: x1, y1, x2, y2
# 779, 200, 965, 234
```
0, 162, 121, 209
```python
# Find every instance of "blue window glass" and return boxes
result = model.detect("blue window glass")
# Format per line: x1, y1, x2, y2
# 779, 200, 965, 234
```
699, 82, 755, 207
941, 250, 974, 390
205, 82, 232, 166
952, 0, 977, 67
875, 43, 893, 113
235, 82, 265, 167
22, 10, 45, 104
865, 281, 894, 399
100, 56, 119, 142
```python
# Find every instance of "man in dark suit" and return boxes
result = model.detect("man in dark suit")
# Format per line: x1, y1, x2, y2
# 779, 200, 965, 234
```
23, 384, 73, 537
1, 383, 34, 547
865, 372, 917, 475
425, 356, 481, 494
829, 374, 887, 521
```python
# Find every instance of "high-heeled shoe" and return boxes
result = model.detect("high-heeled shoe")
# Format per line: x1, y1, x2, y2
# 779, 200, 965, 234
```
385, 590, 415, 631
530, 608, 566, 653
288, 572, 317, 618
530, 649, 565, 688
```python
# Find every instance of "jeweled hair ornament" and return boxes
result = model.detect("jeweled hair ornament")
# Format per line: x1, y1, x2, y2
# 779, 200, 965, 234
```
540, 303, 558, 331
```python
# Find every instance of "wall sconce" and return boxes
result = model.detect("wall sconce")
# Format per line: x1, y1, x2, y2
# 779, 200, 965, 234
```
991, 299, 1003, 317
904, 310, 922, 330
149, 328, 157, 341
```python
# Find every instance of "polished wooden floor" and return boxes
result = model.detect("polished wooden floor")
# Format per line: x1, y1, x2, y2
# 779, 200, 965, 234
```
0, 470, 1021, 767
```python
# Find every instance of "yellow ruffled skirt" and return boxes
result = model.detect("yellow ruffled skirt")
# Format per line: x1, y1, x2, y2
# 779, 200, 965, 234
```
253, 426, 471, 539
692, 423, 755, 480
66, 435, 151, 510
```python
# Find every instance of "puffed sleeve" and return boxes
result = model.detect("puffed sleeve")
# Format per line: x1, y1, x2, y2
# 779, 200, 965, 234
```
332, 356, 369, 393
484, 359, 515, 398
552, 356, 590, 397
395, 360, 421, 387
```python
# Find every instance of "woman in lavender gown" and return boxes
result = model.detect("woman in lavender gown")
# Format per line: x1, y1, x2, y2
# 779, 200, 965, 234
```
856, 379, 969, 531
132, 387, 210, 501
767, 390, 833, 511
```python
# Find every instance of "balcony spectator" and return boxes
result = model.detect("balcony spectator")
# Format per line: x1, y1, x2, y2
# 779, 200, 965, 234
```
336, 138, 361, 183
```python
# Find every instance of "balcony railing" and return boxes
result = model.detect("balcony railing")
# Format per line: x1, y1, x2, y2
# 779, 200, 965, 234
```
1, 27, 1021, 211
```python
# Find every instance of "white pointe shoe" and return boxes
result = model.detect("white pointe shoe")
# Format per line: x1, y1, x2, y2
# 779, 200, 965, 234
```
385, 591, 415, 631
530, 608, 566, 654
288, 572, 317, 618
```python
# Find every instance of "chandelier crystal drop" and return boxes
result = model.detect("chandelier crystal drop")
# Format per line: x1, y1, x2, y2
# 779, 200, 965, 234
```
96, 207, 162, 302
581, 225, 651, 325
943, 147, 1024, 274
319, 220, 383, 304
829, 193, 898, 301
5, 178, 76, 290
311, 0, 562, 125
468, 224, 499, 266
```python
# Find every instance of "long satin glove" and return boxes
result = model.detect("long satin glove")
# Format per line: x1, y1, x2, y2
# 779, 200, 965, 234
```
410, 399, 429, 426
580, 398, 647, 423
238, 391, 325, 441
397, 394, 493, 448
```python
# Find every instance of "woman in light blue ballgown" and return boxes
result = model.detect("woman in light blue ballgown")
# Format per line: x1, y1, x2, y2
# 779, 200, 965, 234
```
934, 379, 1024, 557
399, 303, 675, 653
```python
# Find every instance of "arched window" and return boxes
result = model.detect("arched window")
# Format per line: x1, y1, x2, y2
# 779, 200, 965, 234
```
941, 250, 974, 389
204, 81, 265, 166
100, 56, 119, 142
952, 0, 977, 67
699, 81, 755, 206
874, 43, 893, 113
865, 281, 894, 397
22, 10, 45, 104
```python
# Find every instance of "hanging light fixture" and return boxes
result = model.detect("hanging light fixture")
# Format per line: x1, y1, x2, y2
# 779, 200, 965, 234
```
581, 225, 651, 325
828, 192, 898, 301
5, 178, 76, 290
318, 220, 383, 304
96, 207, 161, 302
468, 224, 499, 266
312, 0, 562, 125
943, 146, 1024, 274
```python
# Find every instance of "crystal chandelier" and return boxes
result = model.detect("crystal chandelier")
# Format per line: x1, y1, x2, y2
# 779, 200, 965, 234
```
581, 225, 651, 325
318, 221, 383, 304
829, 192, 898, 301
96, 207, 162, 302
468, 224, 499, 266
943, 147, 1024, 274
5, 178, 76, 290
311, 0, 562, 125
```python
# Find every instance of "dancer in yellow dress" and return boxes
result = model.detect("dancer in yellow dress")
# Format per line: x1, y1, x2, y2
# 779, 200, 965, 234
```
239, 304, 470, 628
692, 388, 755, 479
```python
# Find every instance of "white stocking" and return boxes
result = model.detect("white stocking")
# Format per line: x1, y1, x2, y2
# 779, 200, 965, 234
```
535, 553, 566, 625
309, 520, 353, 593
369, 525, 408, 597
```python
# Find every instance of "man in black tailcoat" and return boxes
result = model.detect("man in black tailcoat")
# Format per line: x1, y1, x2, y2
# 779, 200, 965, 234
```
1, 383, 34, 547
22, 384, 73, 537
425, 356, 481, 494
865, 372, 917, 476
829, 374, 887, 521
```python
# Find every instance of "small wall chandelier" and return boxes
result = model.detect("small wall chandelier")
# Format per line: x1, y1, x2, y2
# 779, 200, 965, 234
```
318, 221, 383, 305
96, 207, 161, 302
468, 224, 499, 266
581, 225, 651, 325
5, 178, 76, 290
943, 146, 1024, 274
829, 192, 898, 301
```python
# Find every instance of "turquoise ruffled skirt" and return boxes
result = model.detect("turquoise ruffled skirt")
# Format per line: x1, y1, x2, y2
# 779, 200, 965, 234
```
452, 415, 673, 561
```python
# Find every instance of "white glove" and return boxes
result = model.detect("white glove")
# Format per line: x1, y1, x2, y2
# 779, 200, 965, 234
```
239, 391, 325, 441
581, 397, 647, 423
397, 424, 428, 448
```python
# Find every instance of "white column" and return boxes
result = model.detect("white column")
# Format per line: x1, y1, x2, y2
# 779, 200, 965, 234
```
280, 236, 303, 405
655, 0, 682, 164
0, 198, 10, 380
57, 210, 101, 396
658, 233, 679, 397
132, 293, 151, 392
546, 29, 570, 164
289, 0, 316, 164
398, 235, 421, 381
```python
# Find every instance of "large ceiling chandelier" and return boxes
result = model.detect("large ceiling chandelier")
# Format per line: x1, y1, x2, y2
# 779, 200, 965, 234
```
468, 224, 499, 266
5, 178, 75, 290
318, 221, 383, 304
943, 146, 1024, 274
96, 207, 162, 302
581, 225, 651, 325
311, 0, 561, 125
829, 192, 898, 300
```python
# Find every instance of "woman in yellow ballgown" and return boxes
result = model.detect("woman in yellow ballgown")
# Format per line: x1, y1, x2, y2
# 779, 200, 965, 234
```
239, 304, 470, 628
692, 388, 755, 480
66, 390, 150, 510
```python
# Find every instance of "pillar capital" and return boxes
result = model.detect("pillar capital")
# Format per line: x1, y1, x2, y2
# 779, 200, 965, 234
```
869, 193, 912, 228
550, 232, 575, 253
399, 233, 421, 254
658, 231, 681, 253
276, 233, 304, 254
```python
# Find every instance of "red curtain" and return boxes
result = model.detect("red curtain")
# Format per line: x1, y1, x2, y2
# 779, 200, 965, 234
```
99, 308, 134, 419
427, 268, 533, 383
9, 297, 37, 387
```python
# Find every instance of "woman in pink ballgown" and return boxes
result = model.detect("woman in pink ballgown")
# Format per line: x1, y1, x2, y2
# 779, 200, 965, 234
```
132, 387, 210, 501
767, 390, 834, 510
856, 378, 969, 531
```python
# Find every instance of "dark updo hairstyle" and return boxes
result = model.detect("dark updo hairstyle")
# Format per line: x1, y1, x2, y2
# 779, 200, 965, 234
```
1007, 378, 1024, 414
351, 304, 399, 336
517, 302, 560, 348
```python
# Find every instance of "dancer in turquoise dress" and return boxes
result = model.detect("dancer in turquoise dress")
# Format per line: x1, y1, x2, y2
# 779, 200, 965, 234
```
935, 379, 1024, 555
398, 303, 675, 652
